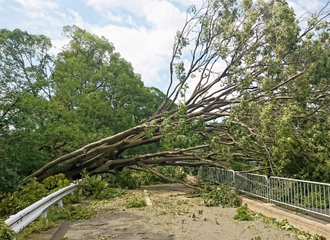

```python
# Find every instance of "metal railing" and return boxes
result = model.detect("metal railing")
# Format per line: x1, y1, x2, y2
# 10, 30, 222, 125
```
5, 183, 79, 234
270, 177, 330, 217
235, 172, 269, 201
198, 166, 234, 184
197, 166, 330, 218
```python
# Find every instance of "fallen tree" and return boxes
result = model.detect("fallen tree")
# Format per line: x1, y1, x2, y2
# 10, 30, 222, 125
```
26, 0, 330, 182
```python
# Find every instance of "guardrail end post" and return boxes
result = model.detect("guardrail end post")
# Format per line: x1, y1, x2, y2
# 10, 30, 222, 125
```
58, 199, 63, 208
42, 211, 49, 224
42, 211, 47, 219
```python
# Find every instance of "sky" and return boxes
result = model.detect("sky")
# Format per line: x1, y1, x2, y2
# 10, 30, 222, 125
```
0, 0, 327, 93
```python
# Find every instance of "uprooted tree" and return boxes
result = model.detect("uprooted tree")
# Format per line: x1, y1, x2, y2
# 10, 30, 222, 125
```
25, 0, 330, 183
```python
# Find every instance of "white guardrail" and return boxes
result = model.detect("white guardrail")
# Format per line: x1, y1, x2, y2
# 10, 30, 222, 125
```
5, 183, 79, 234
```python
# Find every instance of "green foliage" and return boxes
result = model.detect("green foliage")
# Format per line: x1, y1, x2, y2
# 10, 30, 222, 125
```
105, 166, 186, 189
0, 178, 47, 217
0, 219, 16, 240
80, 170, 125, 200
125, 194, 146, 208
201, 182, 239, 207
233, 204, 253, 221
48, 205, 96, 222
42, 173, 70, 192
161, 104, 205, 150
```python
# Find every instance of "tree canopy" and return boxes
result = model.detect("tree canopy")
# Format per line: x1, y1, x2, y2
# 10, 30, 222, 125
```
2, 0, 330, 191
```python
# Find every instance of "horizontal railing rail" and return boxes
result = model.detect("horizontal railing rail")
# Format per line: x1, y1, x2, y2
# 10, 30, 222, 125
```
5, 183, 79, 234
196, 166, 330, 218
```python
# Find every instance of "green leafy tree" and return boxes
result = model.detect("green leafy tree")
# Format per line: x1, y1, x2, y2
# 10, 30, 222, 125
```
0, 26, 166, 191
0, 29, 55, 191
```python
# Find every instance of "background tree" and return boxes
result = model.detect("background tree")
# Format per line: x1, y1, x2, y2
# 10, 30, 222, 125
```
0, 29, 54, 191
0, 26, 165, 192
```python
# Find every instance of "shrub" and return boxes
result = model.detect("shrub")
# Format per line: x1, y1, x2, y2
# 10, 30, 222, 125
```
125, 194, 147, 208
0, 178, 47, 217
80, 170, 126, 200
0, 219, 16, 240
234, 204, 253, 221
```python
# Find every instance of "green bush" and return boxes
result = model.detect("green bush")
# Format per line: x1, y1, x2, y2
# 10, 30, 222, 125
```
80, 171, 126, 200
0, 219, 16, 240
234, 204, 253, 221
0, 178, 48, 217
125, 194, 147, 208
48, 205, 97, 221
41, 174, 70, 192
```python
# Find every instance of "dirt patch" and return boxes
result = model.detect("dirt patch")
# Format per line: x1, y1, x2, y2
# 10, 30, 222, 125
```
34, 184, 296, 240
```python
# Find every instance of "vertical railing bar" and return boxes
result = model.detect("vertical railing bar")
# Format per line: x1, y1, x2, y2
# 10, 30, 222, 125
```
303, 182, 306, 209
310, 183, 312, 211
276, 178, 278, 202
284, 180, 287, 204
268, 177, 270, 203
294, 181, 296, 207
316, 184, 318, 212
323, 185, 326, 215
299, 181, 302, 208
282, 179, 284, 203
288, 180, 290, 205
319, 184, 322, 213
291, 180, 293, 206
328, 186, 330, 216
296, 181, 299, 207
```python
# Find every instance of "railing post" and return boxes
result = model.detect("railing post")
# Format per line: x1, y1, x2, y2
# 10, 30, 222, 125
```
267, 177, 270, 203
42, 211, 47, 218
233, 171, 236, 191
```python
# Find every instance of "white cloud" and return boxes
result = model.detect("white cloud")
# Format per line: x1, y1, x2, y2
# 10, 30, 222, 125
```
91, 24, 176, 88
87, 0, 188, 90
106, 12, 123, 23
14, 0, 58, 19
14, 0, 57, 10
86, 0, 145, 17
